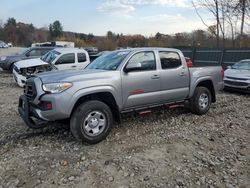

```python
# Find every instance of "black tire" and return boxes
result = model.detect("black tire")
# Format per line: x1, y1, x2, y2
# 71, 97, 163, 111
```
70, 100, 113, 144
190, 87, 211, 115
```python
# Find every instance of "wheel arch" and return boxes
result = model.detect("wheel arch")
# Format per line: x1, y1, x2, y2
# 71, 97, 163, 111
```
70, 91, 121, 123
9, 61, 17, 71
194, 79, 216, 103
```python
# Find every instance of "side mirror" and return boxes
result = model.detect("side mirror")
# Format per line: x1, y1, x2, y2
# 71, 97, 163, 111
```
124, 62, 142, 73
227, 66, 232, 69
25, 53, 30, 57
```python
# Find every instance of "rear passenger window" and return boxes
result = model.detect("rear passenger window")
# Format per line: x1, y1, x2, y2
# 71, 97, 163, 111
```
159, 52, 182, 69
78, 53, 86, 63
56, 53, 75, 64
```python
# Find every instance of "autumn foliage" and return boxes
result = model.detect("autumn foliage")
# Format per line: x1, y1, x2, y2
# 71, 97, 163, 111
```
0, 18, 249, 49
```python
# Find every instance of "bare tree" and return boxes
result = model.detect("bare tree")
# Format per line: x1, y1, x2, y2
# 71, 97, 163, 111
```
192, 0, 250, 47
227, 0, 249, 47
0, 19, 3, 29
192, 0, 222, 47
240, 0, 246, 39
223, 1, 240, 47
237, 0, 250, 46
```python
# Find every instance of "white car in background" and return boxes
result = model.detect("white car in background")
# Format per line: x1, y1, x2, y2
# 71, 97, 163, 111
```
224, 59, 250, 92
13, 48, 90, 87
7, 43, 13, 47
0, 41, 8, 48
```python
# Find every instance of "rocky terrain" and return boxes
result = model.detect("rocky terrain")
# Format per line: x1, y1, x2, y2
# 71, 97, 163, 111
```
0, 72, 249, 188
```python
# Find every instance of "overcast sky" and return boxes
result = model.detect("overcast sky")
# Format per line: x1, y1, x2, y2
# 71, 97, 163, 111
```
0, 0, 212, 36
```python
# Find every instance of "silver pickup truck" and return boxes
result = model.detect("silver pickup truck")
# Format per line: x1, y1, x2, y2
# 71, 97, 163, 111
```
18, 48, 224, 144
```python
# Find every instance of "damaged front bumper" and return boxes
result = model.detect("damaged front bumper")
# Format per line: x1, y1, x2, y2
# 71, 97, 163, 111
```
18, 95, 48, 129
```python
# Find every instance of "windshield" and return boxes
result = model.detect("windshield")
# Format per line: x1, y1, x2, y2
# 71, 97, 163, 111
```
86, 51, 130, 70
40, 50, 61, 64
232, 61, 250, 70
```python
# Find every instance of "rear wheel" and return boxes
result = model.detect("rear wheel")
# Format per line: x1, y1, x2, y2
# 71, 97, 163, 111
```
70, 100, 113, 144
190, 87, 211, 115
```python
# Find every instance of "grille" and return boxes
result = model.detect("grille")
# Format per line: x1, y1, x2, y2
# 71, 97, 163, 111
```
225, 76, 248, 81
224, 80, 249, 87
24, 84, 33, 96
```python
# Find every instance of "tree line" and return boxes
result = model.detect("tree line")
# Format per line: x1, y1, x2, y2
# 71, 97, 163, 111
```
0, 15, 249, 51
192, 0, 250, 47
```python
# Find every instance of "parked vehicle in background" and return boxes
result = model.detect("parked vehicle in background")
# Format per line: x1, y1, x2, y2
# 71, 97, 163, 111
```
31, 41, 75, 48
13, 48, 90, 87
116, 47, 124, 50
7, 43, 13, 47
0, 41, 8, 48
18, 48, 224, 144
84, 47, 99, 55
0, 47, 56, 71
224, 59, 250, 92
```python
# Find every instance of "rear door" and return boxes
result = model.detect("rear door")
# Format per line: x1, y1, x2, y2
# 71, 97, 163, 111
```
77, 52, 89, 69
121, 51, 161, 109
158, 51, 190, 102
54, 53, 76, 70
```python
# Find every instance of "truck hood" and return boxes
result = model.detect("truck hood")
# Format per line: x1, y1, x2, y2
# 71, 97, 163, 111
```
36, 69, 113, 83
225, 69, 250, 79
15, 58, 48, 69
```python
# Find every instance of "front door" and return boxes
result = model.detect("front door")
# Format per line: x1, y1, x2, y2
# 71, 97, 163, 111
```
54, 53, 76, 70
121, 51, 161, 109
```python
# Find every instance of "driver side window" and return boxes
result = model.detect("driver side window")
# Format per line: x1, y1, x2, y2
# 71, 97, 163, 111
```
126, 51, 156, 71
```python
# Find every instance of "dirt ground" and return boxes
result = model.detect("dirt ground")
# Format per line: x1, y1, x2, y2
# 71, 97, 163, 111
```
0, 71, 249, 188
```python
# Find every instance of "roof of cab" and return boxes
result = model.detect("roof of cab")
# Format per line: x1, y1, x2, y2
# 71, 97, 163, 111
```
54, 48, 87, 53
30, 46, 56, 50
116, 47, 182, 53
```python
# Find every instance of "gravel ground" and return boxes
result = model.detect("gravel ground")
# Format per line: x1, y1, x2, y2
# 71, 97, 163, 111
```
0, 72, 249, 188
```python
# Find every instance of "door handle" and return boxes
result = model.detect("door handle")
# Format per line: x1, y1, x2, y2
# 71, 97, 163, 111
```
179, 72, 186, 76
71, 66, 77, 68
151, 75, 160, 79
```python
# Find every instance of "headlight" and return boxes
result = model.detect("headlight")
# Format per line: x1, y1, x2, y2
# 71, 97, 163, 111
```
0, 56, 6, 61
14, 66, 21, 74
42, 82, 73, 94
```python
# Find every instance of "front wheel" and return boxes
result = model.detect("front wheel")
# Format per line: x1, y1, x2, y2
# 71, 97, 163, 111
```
190, 87, 211, 115
70, 100, 113, 144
